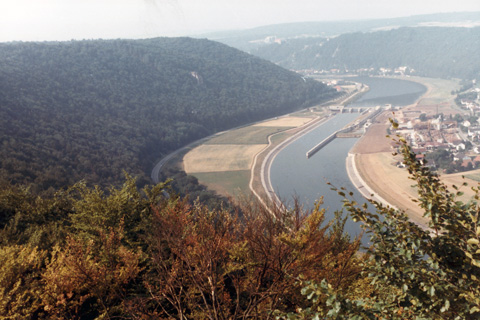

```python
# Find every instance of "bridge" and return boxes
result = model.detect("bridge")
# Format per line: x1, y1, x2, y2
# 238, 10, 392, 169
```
329, 106, 364, 113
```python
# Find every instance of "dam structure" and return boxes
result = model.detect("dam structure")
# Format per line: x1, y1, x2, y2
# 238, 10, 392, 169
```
306, 106, 383, 159
305, 127, 351, 158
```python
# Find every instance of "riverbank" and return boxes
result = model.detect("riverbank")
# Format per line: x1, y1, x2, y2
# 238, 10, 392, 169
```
157, 75, 446, 223
346, 76, 462, 227
251, 114, 334, 206
173, 81, 366, 200
346, 122, 429, 227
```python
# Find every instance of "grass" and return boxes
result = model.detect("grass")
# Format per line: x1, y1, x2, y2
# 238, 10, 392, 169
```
407, 76, 461, 108
189, 170, 251, 197
206, 126, 289, 145
465, 172, 480, 182
270, 132, 290, 145
183, 144, 266, 173
179, 113, 319, 198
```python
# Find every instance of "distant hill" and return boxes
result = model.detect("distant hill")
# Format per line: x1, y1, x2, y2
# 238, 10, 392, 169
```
201, 12, 480, 52
0, 37, 337, 191
249, 26, 480, 80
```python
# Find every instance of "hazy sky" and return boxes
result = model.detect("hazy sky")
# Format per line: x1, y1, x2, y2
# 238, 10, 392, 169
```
1, 0, 480, 42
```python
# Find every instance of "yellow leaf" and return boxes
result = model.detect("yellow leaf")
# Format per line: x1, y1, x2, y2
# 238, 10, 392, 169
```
467, 238, 480, 246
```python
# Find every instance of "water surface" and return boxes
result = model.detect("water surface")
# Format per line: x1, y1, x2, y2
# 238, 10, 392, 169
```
348, 76, 427, 107
270, 77, 427, 238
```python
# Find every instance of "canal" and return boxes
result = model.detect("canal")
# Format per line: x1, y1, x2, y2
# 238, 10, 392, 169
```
270, 76, 426, 239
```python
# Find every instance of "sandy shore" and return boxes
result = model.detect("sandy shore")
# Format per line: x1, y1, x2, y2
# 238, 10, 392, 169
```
346, 120, 430, 228
345, 76, 462, 228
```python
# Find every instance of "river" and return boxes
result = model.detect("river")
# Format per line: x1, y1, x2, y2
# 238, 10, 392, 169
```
270, 76, 426, 239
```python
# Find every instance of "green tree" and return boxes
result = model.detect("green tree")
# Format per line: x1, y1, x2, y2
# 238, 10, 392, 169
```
0, 38, 337, 191
286, 131, 480, 319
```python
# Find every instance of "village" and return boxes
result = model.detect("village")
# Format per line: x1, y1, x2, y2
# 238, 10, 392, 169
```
392, 81, 480, 173
308, 68, 480, 174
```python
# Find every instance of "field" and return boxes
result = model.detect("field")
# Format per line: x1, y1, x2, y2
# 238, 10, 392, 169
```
404, 76, 462, 116
176, 76, 466, 209
206, 126, 286, 145
350, 121, 393, 154
253, 116, 313, 127
189, 171, 251, 198
408, 76, 460, 106
441, 171, 480, 203
351, 115, 422, 218
183, 144, 266, 173
465, 172, 480, 182
181, 113, 317, 198
355, 152, 427, 223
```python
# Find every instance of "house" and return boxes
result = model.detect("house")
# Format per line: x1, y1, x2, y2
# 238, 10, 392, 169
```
415, 154, 425, 161
468, 126, 480, 137
461, 159, 474, 168
456, 143, 466, 151
412, 147, 427, 154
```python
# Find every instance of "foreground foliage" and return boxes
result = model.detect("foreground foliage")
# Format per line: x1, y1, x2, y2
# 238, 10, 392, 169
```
287, 136, 480, 319
0, 178, 363, 319
3, 132, 480, 318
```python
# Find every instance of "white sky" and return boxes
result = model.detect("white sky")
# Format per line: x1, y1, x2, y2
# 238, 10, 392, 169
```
1, 0, 480, 42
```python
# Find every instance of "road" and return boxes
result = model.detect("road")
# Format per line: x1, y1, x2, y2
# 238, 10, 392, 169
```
152, 86, 363, 198
150, 136, 210, 184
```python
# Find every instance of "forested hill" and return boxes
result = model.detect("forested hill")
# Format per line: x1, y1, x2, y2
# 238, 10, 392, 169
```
203, 12, 480, 52
250, 27, 480, 80
0, 37, 337, 192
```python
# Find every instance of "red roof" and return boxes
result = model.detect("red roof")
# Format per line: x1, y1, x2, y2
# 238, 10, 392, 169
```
461, 160, 474, 168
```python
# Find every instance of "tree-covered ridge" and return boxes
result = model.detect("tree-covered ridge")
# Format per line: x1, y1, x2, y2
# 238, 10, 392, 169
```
251, 27, 480, 80
206, 12, 480, 52
0, 37, 337, 192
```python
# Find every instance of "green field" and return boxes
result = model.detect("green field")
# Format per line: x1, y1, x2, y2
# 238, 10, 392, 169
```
206, 126, 290, 145
465, 172, 480, 182
190, 170, 251, 197
270, 131, 290, 145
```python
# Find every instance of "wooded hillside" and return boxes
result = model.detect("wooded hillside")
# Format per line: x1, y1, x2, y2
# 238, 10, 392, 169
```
205, 12, 480, 52
250, 27, 480, 80
0, 37, 337, 192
